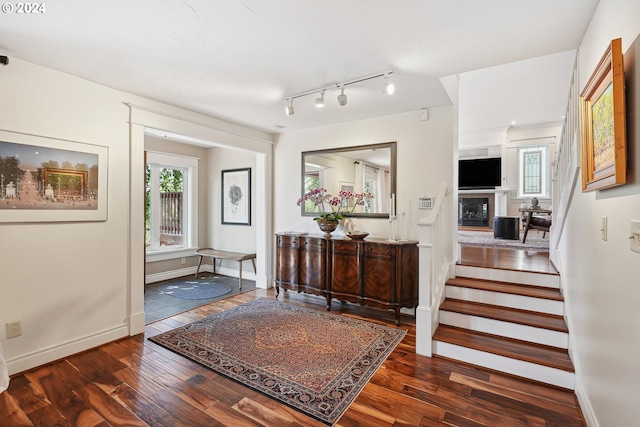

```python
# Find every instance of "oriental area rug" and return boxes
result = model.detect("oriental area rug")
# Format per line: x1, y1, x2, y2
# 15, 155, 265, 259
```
149, 297, 406, 425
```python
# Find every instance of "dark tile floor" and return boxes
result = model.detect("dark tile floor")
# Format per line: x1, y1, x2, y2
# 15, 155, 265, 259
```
144, 273, 256, 324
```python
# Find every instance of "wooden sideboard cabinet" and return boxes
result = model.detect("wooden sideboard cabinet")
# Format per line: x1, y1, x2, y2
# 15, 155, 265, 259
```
275, 233, 418, 325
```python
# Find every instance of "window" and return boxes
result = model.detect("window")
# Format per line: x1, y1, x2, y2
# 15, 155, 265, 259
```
517, 145, 548, 198
146, 152, 198, 257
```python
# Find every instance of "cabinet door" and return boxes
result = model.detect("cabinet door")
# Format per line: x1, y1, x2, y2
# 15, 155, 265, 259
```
331, 240, 361, 296
362, 243, 395, 304
299, 237, 327, 293
275, 235, 299, 286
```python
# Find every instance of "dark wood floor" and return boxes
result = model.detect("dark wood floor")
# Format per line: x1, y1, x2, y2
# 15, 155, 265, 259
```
460, 245, 558, 275
1, 247, 583, 427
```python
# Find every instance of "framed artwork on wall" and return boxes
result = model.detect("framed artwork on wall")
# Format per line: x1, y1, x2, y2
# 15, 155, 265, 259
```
221, 167, 251, 225
579, 38, 627, 192
0, 129, 108, 223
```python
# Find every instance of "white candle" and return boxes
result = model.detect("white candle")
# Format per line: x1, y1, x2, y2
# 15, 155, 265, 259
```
391, 193, 396, 217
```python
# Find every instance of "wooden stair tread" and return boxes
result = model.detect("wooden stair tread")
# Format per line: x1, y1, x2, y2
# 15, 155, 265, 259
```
433, 325, 574, 372
440, 298, 568, 332
447, 276, 563, 301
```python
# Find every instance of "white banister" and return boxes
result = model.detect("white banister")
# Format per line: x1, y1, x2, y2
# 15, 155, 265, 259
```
416, 182, 453, 356
551, 59, 580, 251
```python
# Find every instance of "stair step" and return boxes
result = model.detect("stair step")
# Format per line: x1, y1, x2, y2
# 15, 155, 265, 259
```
447, 276, 563, 301
455, 264, 560, 288
432, 325, 574, 372
440, 299, 568, 332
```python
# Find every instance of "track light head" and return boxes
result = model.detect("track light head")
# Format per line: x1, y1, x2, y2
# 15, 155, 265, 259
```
337, 87, 347, 106
285, 99, 294, 116
0, 56, 8, 66
315, 90, 325, 108
382, 74, 395, 95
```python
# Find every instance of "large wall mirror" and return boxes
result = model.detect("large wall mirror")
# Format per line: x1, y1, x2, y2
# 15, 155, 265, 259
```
301, 141, 396, 218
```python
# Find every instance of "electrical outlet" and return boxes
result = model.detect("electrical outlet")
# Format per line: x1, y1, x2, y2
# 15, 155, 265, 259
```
631, 220, 640, 253
6, 320, 21, 338
181, 257, 186, 265
601, 216, 607, 241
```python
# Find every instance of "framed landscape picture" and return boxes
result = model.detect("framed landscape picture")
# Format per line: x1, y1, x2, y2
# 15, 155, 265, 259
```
579, 38, 627, 192
0, 130, 108, 222
221, 167, 251, 225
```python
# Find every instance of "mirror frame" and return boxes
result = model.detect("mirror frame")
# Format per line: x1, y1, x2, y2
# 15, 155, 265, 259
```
301, 141, 397, 219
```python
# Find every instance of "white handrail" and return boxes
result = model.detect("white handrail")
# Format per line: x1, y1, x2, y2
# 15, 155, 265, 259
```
415, 182, 453, 357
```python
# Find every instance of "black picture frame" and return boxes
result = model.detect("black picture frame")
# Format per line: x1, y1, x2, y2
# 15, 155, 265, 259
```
221, 167, 251, 225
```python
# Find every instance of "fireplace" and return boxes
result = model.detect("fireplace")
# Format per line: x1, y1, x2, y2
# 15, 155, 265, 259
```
458, 196, 492, 227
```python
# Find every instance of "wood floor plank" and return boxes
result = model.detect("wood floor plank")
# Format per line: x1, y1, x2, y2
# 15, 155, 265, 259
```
24, 367, 106, 427
151, 388, 226, 426
203, 400, 268, 427
0, 390, 34, 427
75, 382, 148, 427
110, 382, 185, 427
25, 404, 71, 427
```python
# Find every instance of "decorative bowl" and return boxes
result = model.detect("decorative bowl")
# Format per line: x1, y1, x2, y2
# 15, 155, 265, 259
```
347, 231, 369, 240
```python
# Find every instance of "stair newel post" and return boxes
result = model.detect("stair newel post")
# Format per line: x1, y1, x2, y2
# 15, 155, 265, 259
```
416, 217, 435, 357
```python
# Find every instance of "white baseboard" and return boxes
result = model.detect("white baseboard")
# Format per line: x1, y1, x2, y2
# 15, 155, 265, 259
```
145, 266, 199, 284
576, 383, 598, 427
145, 265, 257, 285
6, 325, 128, 376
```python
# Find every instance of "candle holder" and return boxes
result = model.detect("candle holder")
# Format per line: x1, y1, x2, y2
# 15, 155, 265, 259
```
387, 215, 397, 242
399, 211, 408, 241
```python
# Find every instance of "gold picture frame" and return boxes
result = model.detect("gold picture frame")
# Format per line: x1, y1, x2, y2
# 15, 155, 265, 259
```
579, 38, 627, 192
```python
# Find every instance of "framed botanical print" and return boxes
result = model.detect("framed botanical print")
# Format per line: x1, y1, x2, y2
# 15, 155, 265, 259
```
221, 167, 251, 225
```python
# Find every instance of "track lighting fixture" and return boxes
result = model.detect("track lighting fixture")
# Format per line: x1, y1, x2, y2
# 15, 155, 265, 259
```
337, 87, 347, 106
382, 73, 395, 95
283, 70, 394, 116
315, 90, 325, 108
285, 99, 294, 116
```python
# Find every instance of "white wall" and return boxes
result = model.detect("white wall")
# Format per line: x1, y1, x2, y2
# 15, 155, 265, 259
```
274, 107, 454, 241
207, 147, 258, 274
561, 1, 640, 426
0, 58, 273, 375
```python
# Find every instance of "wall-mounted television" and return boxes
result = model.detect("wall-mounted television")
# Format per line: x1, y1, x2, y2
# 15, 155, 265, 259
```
458, 157, 502, 190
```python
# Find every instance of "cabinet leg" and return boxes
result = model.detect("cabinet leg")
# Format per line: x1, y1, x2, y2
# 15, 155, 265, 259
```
395, 308, 401, 326
276, 285, 279, 297
325, 296, 331, 311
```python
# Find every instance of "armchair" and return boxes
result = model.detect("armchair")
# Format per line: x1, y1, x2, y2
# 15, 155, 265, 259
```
519, 207, 552, 244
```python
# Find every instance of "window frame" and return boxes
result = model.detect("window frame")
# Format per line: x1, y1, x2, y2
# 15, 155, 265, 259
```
145, 151, 199, 262
517, 145, 549, 199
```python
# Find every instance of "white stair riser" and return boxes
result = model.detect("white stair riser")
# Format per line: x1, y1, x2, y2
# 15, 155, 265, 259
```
455, 265, 560, 288
440, 311, 568, 349
446, 286, 564, 316
433, 340, 575, 390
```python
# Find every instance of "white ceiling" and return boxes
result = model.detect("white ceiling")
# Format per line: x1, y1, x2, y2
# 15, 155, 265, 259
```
0, 0, 599, 135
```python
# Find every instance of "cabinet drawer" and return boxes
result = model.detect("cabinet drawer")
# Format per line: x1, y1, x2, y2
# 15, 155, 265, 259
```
277, 235, 299, 247
364, 243, 393, 256
301, 237, 325, 250
332, 240, 359, 254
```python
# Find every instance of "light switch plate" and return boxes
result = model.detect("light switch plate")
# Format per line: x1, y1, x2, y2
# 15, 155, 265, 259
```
631, 220, 640, 253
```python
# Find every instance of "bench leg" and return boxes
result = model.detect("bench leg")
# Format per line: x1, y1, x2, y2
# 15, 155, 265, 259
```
195, 255, 204, 279
239, 262, 243, 290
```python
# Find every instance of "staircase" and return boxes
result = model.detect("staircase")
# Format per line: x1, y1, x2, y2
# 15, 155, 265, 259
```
432, 264, 575, 390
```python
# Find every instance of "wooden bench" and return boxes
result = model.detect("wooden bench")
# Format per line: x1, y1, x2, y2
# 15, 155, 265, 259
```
194, 248, 256, 289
